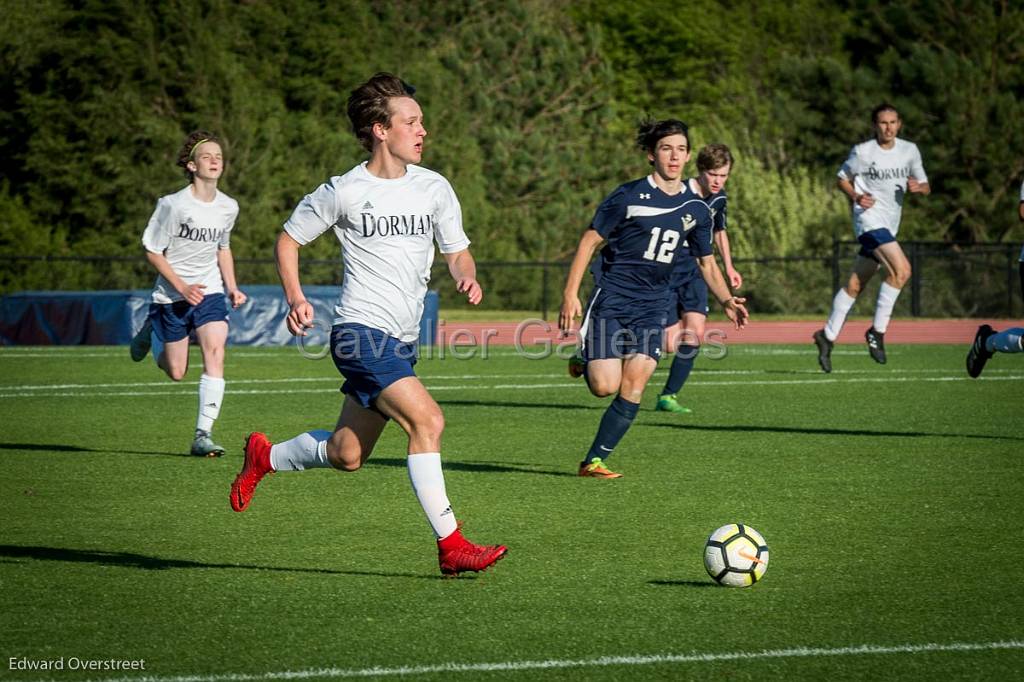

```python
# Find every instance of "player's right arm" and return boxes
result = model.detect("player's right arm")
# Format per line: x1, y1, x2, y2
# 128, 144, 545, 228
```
278, 180, 340, 337
838, 147, 874, 209
559, 228, 605, 333
141, 196, 205, 305
144, 251, 206, 305
275, 231, 314, 337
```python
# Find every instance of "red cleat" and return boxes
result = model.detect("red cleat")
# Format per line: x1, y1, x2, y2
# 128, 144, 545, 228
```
437, 527, 508, 576
230, 432, 274, 512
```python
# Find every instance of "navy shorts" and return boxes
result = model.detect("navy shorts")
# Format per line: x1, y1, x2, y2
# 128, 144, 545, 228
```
857, 228, 897, 259
331, 323, 418, 411
580, 289, 666, 362
149, 293, 229, 343
666, 268, 709, 324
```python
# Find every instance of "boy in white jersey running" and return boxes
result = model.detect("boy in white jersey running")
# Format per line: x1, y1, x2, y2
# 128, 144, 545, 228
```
229, 73, 507, 576
129, 130, 248, 456
965, 179, 1024, 376
814, 103, 930, 372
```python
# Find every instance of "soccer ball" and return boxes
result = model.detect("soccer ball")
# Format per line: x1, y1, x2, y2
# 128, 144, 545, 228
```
703, 524, 769, 587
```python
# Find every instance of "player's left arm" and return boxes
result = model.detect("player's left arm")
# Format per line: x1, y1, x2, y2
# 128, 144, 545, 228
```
217, 247, 247, 308
713, 230, 742, 290
444, 248, 483, 305
907, 147, 931, 195
697, 254, 748, 329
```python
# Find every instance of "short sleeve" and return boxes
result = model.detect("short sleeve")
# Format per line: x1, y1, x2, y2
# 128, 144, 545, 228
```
909, 144, 928, 185
713, 196, 728, 232
686, 211, 715, 258
591, 185, 628, 239
1020, 180, 1024, 202
433, 178, 471, 254
837, 146, 859, 181
219, 203, 238, 249
284, 181, 341, 246
141, 197, 174, 253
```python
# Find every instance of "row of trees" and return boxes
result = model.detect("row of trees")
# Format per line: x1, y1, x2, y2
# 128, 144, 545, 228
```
2, 0, 1022, 303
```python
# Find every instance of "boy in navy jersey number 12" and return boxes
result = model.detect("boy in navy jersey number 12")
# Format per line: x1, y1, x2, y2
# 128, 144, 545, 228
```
560, 120, 748, 478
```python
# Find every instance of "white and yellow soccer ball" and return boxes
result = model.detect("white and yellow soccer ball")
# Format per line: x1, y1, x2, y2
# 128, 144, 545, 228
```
703, 524, 769, 587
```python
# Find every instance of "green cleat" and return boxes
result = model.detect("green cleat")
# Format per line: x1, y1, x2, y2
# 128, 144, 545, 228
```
655, 394, 692, 414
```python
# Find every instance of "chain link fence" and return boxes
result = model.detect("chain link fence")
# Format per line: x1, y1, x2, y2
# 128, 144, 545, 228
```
2, 242, 1020, 319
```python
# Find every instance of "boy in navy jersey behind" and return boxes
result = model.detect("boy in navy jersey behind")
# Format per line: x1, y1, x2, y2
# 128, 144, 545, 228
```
559, 120, 748, 478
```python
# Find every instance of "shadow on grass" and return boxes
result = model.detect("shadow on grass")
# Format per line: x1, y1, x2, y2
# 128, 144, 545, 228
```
437, 399, 604, 411
0, 442, 198, 458
365, 457, 577, 477
648, 579, 718, 588
0, 545, 457, 580
641, 422, 1024, 441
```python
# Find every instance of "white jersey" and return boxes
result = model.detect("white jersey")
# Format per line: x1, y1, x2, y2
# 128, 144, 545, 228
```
838, 138, 928, 238
284, 162, 470, 342
142, 186, 238, 304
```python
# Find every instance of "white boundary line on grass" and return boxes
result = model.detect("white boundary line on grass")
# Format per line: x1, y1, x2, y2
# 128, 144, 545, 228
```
20, 639, 1023, 682
1, 373, 1022, 399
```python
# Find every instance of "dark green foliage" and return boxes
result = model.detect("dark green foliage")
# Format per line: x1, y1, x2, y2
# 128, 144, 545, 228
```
1, 0, 1022, 299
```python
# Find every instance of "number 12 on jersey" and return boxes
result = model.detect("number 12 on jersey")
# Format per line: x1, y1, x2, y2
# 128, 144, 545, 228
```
642, 227, 680, 264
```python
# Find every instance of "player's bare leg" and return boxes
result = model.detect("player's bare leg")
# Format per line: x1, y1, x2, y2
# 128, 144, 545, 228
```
191, 321, 228, 456
375, 377, 507, 575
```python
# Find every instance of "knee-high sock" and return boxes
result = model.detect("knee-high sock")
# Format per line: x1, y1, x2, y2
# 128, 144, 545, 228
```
584, 395, 640, 464
987, 328, 1024, 353
196, 374, 224, 434
824, 289, 857, 341
408, 452, 458, 539
661, 344, 699, 396
872, 283, 902, 333
270, 430, 333, 471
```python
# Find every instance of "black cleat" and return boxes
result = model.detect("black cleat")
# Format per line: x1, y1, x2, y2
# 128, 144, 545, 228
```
865, 327, 886, 364
813, 329, 833, 373
966, 324, 995, 378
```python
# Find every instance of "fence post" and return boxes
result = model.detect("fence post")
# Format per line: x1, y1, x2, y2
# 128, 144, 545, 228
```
1008, 244, 1016, 318
910, 242, 921, 317
541, 263, 549, 321
831, 238, 840, 295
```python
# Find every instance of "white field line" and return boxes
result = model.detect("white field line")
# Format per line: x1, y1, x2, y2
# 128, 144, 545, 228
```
3, 366, 1017, 393
19, 639, 1024, 682
0, 373, 1021, 399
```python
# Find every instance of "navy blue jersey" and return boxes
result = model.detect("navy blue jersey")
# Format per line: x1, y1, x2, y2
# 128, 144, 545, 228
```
658, 179, 715, 286
589, 176, 714, 299
706, 187, 727, 233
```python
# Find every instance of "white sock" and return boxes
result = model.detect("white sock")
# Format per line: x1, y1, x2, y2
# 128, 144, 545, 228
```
269, 430, 333, 471
407, 452, 458, 539
824, 289, 857, 341
872, 283, 902, 333
196, 374, 225, 434
987, 328, 1024, 353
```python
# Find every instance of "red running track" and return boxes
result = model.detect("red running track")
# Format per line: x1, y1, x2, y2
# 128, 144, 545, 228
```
435, 318, 1024, 346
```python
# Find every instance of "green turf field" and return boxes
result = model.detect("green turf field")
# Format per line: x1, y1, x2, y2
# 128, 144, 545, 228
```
2, 342, 1022, 680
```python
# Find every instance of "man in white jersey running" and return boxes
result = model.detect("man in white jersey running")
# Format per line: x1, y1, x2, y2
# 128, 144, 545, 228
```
965, 179, 1024, 376
813, 103, 930, 372
129, 130, 248, 456
228, 73, 507, 576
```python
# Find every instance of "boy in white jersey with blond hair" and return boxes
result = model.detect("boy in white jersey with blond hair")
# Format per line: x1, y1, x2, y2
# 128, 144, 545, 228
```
130, 130, 247, 456
813, 103, 930, 372
229, 73, 507, 576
